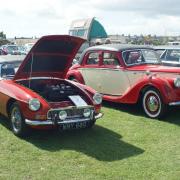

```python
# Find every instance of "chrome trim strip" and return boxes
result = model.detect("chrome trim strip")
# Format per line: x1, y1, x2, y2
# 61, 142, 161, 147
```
25, 113, 103, 126
15, 77, 62, 82
169, 101, 180, 106
80, 67, 180, 75
79, 67, 122, 71
25, 119, 53, 126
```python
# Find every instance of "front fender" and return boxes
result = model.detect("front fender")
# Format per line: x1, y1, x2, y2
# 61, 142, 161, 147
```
0, 80, 50, 118
117, 76, 174, 104
18, 98, 50, 120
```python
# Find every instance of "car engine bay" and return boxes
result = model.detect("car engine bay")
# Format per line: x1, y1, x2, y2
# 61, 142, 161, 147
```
17, 79, 88, 103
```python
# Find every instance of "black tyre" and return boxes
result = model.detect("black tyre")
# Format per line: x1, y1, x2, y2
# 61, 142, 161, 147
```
142, 88, 167, 119
9, 102, 29, 137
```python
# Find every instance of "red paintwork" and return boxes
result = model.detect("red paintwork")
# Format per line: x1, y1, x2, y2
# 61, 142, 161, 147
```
0, 79, 50, 118
0, 35, 101, 130
126, 64, 180, 73
67, 49, 180, 105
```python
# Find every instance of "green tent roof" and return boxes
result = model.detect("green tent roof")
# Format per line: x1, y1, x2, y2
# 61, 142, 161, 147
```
89, 19, 107, 39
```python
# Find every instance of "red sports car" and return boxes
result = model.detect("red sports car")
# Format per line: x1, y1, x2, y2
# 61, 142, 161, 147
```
67, 44, 180, 119
0, 35, 102, 137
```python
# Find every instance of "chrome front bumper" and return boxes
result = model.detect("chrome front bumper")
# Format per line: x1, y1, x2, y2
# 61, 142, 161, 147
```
25, 113, 103, 126
169, 101, 180, 106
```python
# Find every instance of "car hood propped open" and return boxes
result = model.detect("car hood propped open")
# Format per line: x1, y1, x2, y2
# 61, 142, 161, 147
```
14, 35, 85, 80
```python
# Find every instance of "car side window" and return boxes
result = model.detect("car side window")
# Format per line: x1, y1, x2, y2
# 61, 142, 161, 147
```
86, 52, 99, 65
124, 50, 143, 65
166, 50, 180, 61
103, 52, 120, 66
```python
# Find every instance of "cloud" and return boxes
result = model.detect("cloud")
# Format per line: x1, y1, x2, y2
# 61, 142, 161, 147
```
0, 0, 180, 37
88, 0, 180, 17
36, 8, 62, 19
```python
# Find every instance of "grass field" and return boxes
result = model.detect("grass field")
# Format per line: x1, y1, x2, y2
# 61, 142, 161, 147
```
0, 102, 179, 180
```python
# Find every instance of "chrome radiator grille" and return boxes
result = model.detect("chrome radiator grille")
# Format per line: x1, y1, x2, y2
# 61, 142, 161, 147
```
47, 106, 94, 121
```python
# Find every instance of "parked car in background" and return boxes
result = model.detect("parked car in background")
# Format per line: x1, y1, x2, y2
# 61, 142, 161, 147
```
0, 55, 25, 78
18, 45, 27, 55
0, 45, 21, 55
154, 45, 180, 67
0, 35, 102, 137
24, 43, 35, 53
67, 44, 180, 119
0, 49, 6, 55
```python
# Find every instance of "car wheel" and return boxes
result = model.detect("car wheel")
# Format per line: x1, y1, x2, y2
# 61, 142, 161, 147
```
142, 89, 166, 119
10, 102, 29, 137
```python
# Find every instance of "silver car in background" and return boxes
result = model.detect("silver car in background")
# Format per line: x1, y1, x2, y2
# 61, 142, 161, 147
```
0, 55, 25, 79
154, 45, 180, 67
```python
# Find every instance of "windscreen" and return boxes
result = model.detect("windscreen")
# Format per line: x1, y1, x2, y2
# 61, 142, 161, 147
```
123, 49, 160, 66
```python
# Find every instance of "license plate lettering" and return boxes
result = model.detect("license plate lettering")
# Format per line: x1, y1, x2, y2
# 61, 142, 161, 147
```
62, 121, 87, 130
75, 121, 87, 129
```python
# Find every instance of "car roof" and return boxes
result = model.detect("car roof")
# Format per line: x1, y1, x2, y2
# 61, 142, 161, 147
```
85, 44, 153, 52
0, 55, 25, 63
153, 45, 180, 50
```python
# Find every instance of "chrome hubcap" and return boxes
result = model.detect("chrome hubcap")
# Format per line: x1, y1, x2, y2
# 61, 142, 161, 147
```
147, 96, 159, 112
11, 107, 22, 132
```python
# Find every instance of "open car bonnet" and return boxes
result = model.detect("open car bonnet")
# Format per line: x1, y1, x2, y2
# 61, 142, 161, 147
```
14, 35, 85, 80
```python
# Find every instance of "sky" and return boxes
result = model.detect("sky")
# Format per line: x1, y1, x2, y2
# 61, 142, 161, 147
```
0, 0, 180, 38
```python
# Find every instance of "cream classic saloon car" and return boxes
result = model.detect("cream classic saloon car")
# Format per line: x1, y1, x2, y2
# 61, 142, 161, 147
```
67, 44, 180, 119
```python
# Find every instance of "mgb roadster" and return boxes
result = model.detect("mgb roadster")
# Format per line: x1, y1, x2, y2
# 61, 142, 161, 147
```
0, 35, 102, 137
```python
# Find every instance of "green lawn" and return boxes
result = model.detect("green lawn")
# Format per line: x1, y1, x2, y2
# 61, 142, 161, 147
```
0, 103, 179, 180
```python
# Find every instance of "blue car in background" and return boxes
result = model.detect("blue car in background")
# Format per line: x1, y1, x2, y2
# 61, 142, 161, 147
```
0, 55, 25, 79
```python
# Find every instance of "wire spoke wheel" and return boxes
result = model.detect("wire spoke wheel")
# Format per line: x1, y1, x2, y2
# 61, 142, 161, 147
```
10, 102, 29, 137
11, 106, 22, 133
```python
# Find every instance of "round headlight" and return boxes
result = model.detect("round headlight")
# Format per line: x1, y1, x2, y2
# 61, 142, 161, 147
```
174, 78, 180, 88
83, 108, 91, 118
29, 98, 41, 111
93, 93, 102, 105
59, 110, 67, 120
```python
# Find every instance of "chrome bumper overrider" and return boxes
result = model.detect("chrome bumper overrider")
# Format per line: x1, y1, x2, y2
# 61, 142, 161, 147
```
169, 101, 180, 106
25, 113, 103, 126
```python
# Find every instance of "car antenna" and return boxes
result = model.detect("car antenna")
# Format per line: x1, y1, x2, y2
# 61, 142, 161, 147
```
29, 52, 34, 88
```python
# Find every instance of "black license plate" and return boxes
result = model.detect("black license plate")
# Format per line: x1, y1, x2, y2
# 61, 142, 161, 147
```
60, 121, 89, 130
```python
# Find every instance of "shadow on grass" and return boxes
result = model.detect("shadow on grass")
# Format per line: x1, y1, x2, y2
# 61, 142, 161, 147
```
0, 115, 11, 130
0, 115, 144, 162
163, 107, 180, 126
103, 101, 180, 126
103, 101, 143, 116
